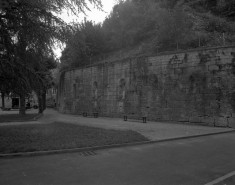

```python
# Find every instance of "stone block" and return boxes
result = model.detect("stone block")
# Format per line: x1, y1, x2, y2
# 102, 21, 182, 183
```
189, 116, 202, 123
179, 114, 189, 122
178, 63, 187, 68
214, 117, 228, 127
162, 114, 170, 121
208, 64, 219, 71
174, 68, 183, 74
227, 117, 235, 128
203, 94, 217, 100
202, 116, 214, 126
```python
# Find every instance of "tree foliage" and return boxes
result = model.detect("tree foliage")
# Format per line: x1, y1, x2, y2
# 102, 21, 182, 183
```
60, 0, 235, 70
0, 0, 102, 114
60, 19, 105, 69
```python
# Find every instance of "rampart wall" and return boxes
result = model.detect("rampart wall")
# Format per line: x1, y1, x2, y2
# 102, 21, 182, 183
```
58, 46, 235, 127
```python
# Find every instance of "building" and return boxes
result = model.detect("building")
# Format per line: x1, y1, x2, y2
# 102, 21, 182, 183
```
46, 87, 57, 108
0, 92, 38, 110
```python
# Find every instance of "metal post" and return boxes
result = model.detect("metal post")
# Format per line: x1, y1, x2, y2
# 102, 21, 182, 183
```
199, 36, 201, 48
143, 117, 146, 123
223, 33, 225, 46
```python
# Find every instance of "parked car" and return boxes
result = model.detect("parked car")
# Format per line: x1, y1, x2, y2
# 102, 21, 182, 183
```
33, 104, 38, 109
29, 100, 38, 109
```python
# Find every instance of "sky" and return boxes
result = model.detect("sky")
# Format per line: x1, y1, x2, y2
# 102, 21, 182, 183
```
62, 0, 116, 24
55, 0, 116, 58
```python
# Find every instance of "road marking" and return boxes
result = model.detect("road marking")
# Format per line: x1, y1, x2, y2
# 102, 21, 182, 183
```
205, 171, 235, 185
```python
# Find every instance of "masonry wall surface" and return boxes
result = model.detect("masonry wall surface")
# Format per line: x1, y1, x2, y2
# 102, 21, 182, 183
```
58, 46, 235, 127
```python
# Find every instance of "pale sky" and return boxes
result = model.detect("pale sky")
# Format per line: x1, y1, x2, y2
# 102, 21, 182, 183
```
55, 0, 116, 58
62, 0, 116, 24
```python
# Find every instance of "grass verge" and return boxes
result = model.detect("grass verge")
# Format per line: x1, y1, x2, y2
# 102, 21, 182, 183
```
0, 114, 39, 123
0, 122, 149, 154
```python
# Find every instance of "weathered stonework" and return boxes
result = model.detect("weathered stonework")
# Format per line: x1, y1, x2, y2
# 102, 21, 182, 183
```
58, 46, 235, 128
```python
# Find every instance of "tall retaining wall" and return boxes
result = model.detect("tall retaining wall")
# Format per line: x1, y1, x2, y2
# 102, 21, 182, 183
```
58, 46, 235, 127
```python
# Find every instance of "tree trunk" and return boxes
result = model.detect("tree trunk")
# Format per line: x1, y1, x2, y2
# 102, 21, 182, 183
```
42, 91, 46, 111
19, 94, 26, 115
38, 94, 43, 113
1, 92, 5, 110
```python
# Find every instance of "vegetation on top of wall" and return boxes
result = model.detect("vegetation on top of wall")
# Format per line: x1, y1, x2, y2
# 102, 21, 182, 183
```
60, 0, 235, 70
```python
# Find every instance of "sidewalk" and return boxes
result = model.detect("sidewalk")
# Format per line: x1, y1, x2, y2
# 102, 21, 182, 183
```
37, 109, 234, 141
1, 108, 233, 141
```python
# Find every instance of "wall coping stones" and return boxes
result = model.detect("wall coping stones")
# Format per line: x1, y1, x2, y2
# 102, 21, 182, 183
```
62, 45, 235, 74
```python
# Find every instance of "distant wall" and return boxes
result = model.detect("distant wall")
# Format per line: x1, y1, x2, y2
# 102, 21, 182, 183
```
57, 46, 235, 127
0, 95, 12, 109
46, 87, 57, 108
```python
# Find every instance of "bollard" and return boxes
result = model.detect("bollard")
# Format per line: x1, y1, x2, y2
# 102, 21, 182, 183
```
143, 117, 147, 123
94, 113, 98, 118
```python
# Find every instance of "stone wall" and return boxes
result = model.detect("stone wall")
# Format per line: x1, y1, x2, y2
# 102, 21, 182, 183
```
57, 46, 235, 127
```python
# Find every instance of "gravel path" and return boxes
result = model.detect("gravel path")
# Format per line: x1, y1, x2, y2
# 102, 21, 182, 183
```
37, 109, 234, 141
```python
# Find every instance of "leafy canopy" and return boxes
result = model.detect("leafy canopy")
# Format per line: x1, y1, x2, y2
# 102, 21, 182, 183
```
0, 0, 102, 94
60, 0, 235, 70
0, 0, 102, 114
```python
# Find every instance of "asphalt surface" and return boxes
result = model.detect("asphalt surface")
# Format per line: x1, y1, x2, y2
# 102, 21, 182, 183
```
1, 132, 235, 185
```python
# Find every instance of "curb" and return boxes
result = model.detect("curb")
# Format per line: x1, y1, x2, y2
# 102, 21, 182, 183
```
33, 113, 43, 120
0, 129, 234, 158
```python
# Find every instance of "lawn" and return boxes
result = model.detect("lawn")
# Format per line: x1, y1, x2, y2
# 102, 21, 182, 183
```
0, 122, 149, 154
0, 114, 39, 123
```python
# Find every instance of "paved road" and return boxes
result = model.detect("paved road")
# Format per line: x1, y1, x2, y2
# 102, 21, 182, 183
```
1, 132, 235, 185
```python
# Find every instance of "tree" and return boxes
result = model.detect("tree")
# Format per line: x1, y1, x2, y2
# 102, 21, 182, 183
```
35, 56, 57, 113
60, 0, 235, 71
0, 0, 102, 114
151, 8, 195, 52
61, 20, 106, 69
